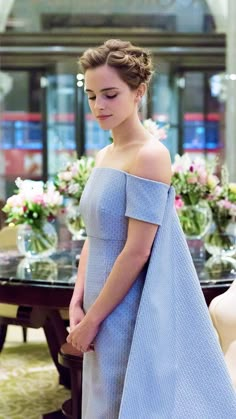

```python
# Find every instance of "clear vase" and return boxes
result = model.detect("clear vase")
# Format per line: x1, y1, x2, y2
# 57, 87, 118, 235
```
65, 200, 86, 240
17, 221, 58, 259
177, 201, 212, 240
204, 219, 236, 258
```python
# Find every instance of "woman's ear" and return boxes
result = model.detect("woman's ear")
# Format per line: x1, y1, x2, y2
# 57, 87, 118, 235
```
135, 83, 147, 102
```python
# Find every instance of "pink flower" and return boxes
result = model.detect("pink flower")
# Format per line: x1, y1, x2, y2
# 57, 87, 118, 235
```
32, 194, 45, 205
214, 185, 223, 197
187, 176, 198, 184
218, 199, 232, 209
198, 173, 208, 185
175, 195, 184, 209
172, 163, 185, 174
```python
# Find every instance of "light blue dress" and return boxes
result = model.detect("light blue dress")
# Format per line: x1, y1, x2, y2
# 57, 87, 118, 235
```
79, 167, 236, 419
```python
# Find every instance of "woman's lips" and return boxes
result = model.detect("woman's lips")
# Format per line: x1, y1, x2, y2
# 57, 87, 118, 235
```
97, 115, 112, 120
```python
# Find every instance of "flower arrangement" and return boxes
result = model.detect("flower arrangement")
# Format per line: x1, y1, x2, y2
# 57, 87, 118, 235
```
172, 153, 219, 206
2, 178, 63, 257
171, 153, 218, 238
54, 156, 95, 201
204, 167, 236, 254
3, 178, 62, 229
54, 156, 95, 238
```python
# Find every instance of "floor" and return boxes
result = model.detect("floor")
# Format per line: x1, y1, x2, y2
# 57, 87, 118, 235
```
0, 325, 69, 419
5, 325, 46, 346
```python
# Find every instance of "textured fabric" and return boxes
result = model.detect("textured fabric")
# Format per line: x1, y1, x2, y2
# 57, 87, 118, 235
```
79, 167, 236, 419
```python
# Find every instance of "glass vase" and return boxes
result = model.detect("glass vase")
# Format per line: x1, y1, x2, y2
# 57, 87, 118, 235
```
65, 200, 86, 240
177, 201, 212, 240
17, 221, 58, 259
204, 219, 236, 258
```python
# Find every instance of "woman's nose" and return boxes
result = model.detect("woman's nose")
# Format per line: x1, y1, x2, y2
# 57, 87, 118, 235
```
94, 97, 105, 110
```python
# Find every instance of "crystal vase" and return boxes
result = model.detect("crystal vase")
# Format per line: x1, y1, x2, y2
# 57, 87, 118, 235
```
65, 200, 86, 240
177, 201, 212, 240
204, 219, 236, 258
17, 221, 58, 259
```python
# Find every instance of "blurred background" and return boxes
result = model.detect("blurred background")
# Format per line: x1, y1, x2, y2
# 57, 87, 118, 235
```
0, 0, 235, 200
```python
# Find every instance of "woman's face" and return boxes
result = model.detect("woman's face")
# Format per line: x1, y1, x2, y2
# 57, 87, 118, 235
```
84, 64, 138, 130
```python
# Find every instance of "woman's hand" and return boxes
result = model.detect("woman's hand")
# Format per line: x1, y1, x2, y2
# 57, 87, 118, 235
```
69, 301, 85, 331
67, 314, 99, 353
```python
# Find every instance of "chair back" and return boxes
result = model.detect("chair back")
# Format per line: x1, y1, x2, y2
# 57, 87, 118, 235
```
0, 225, 18, 250
209, 282, 236, 388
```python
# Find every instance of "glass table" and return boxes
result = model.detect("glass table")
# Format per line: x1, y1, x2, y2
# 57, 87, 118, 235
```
0, 245, 235, 384
0, 248, 81, 388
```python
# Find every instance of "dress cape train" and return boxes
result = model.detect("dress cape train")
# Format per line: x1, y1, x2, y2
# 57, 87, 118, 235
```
117, 178, 236, 419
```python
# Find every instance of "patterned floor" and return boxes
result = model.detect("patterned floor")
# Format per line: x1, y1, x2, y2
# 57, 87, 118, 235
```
0, 331, 69, 419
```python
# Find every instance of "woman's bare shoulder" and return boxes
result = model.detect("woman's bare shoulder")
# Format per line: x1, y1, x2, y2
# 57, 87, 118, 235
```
130, 140, 172, 185
95, 144, 111, 166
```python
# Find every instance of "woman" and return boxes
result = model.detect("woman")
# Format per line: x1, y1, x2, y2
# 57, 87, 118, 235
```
67, 39, 236, 418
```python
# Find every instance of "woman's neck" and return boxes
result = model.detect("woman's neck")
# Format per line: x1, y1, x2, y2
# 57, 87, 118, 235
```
111, 113, 147, 150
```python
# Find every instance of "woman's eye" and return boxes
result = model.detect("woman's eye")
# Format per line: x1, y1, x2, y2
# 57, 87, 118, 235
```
106, 94, 117, 99
88, 94, 117, 101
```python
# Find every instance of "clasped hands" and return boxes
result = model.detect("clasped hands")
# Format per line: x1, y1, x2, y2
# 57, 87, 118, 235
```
67, 305, 98, 353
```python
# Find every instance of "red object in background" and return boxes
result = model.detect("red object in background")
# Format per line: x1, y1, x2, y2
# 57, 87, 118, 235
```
4, 149, 42, 177
2, 112, 41, 122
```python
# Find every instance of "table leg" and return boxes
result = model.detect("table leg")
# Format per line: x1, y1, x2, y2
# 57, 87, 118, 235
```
0, 324, 7, 352
42, 410, 65, 419
43, 310, 70, 388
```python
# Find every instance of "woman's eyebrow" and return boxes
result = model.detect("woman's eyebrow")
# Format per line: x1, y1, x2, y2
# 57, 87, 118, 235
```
85, 87, 119, 93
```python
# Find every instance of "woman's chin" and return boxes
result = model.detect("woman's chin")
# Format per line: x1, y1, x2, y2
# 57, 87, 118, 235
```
97, 119, 114, 130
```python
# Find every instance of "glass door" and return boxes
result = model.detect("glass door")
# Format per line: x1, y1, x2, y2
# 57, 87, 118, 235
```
45, 73, 78, 179
177, 70, 225, 165
0, 70, 43, 200
150, 71, 179, 160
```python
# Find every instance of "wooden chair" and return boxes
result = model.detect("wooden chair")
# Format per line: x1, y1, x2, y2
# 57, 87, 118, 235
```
0, 199, 7, 230
0, 224, 29, 349
43, 342, 83, 419
0, 304, 27, 351
58, 342, 83, 419
209, 280, 236, 388
0, 225, 18, 251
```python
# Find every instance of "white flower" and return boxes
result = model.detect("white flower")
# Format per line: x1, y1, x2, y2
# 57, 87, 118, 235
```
143, 119, 168, 141
15, 177, 44, 200
172, 153, 191, 173
44, 183, 63, 207
68, 184, 81, 195
58, 171, 73, 182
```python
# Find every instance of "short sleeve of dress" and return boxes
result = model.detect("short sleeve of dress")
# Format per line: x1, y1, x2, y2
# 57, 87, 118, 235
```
125, 174, 170, 225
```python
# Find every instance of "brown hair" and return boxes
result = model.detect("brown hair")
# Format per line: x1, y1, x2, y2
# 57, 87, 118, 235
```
79, 39, 154, 89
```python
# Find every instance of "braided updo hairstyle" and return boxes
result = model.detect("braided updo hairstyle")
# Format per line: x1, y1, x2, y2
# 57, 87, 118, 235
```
79, 39, 154, 89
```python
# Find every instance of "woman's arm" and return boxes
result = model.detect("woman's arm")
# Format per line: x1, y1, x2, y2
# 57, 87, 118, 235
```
67, 143, 171, 349
69, 148, 107, 330
69, 238, 88, 330
86, 218, 157, 325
